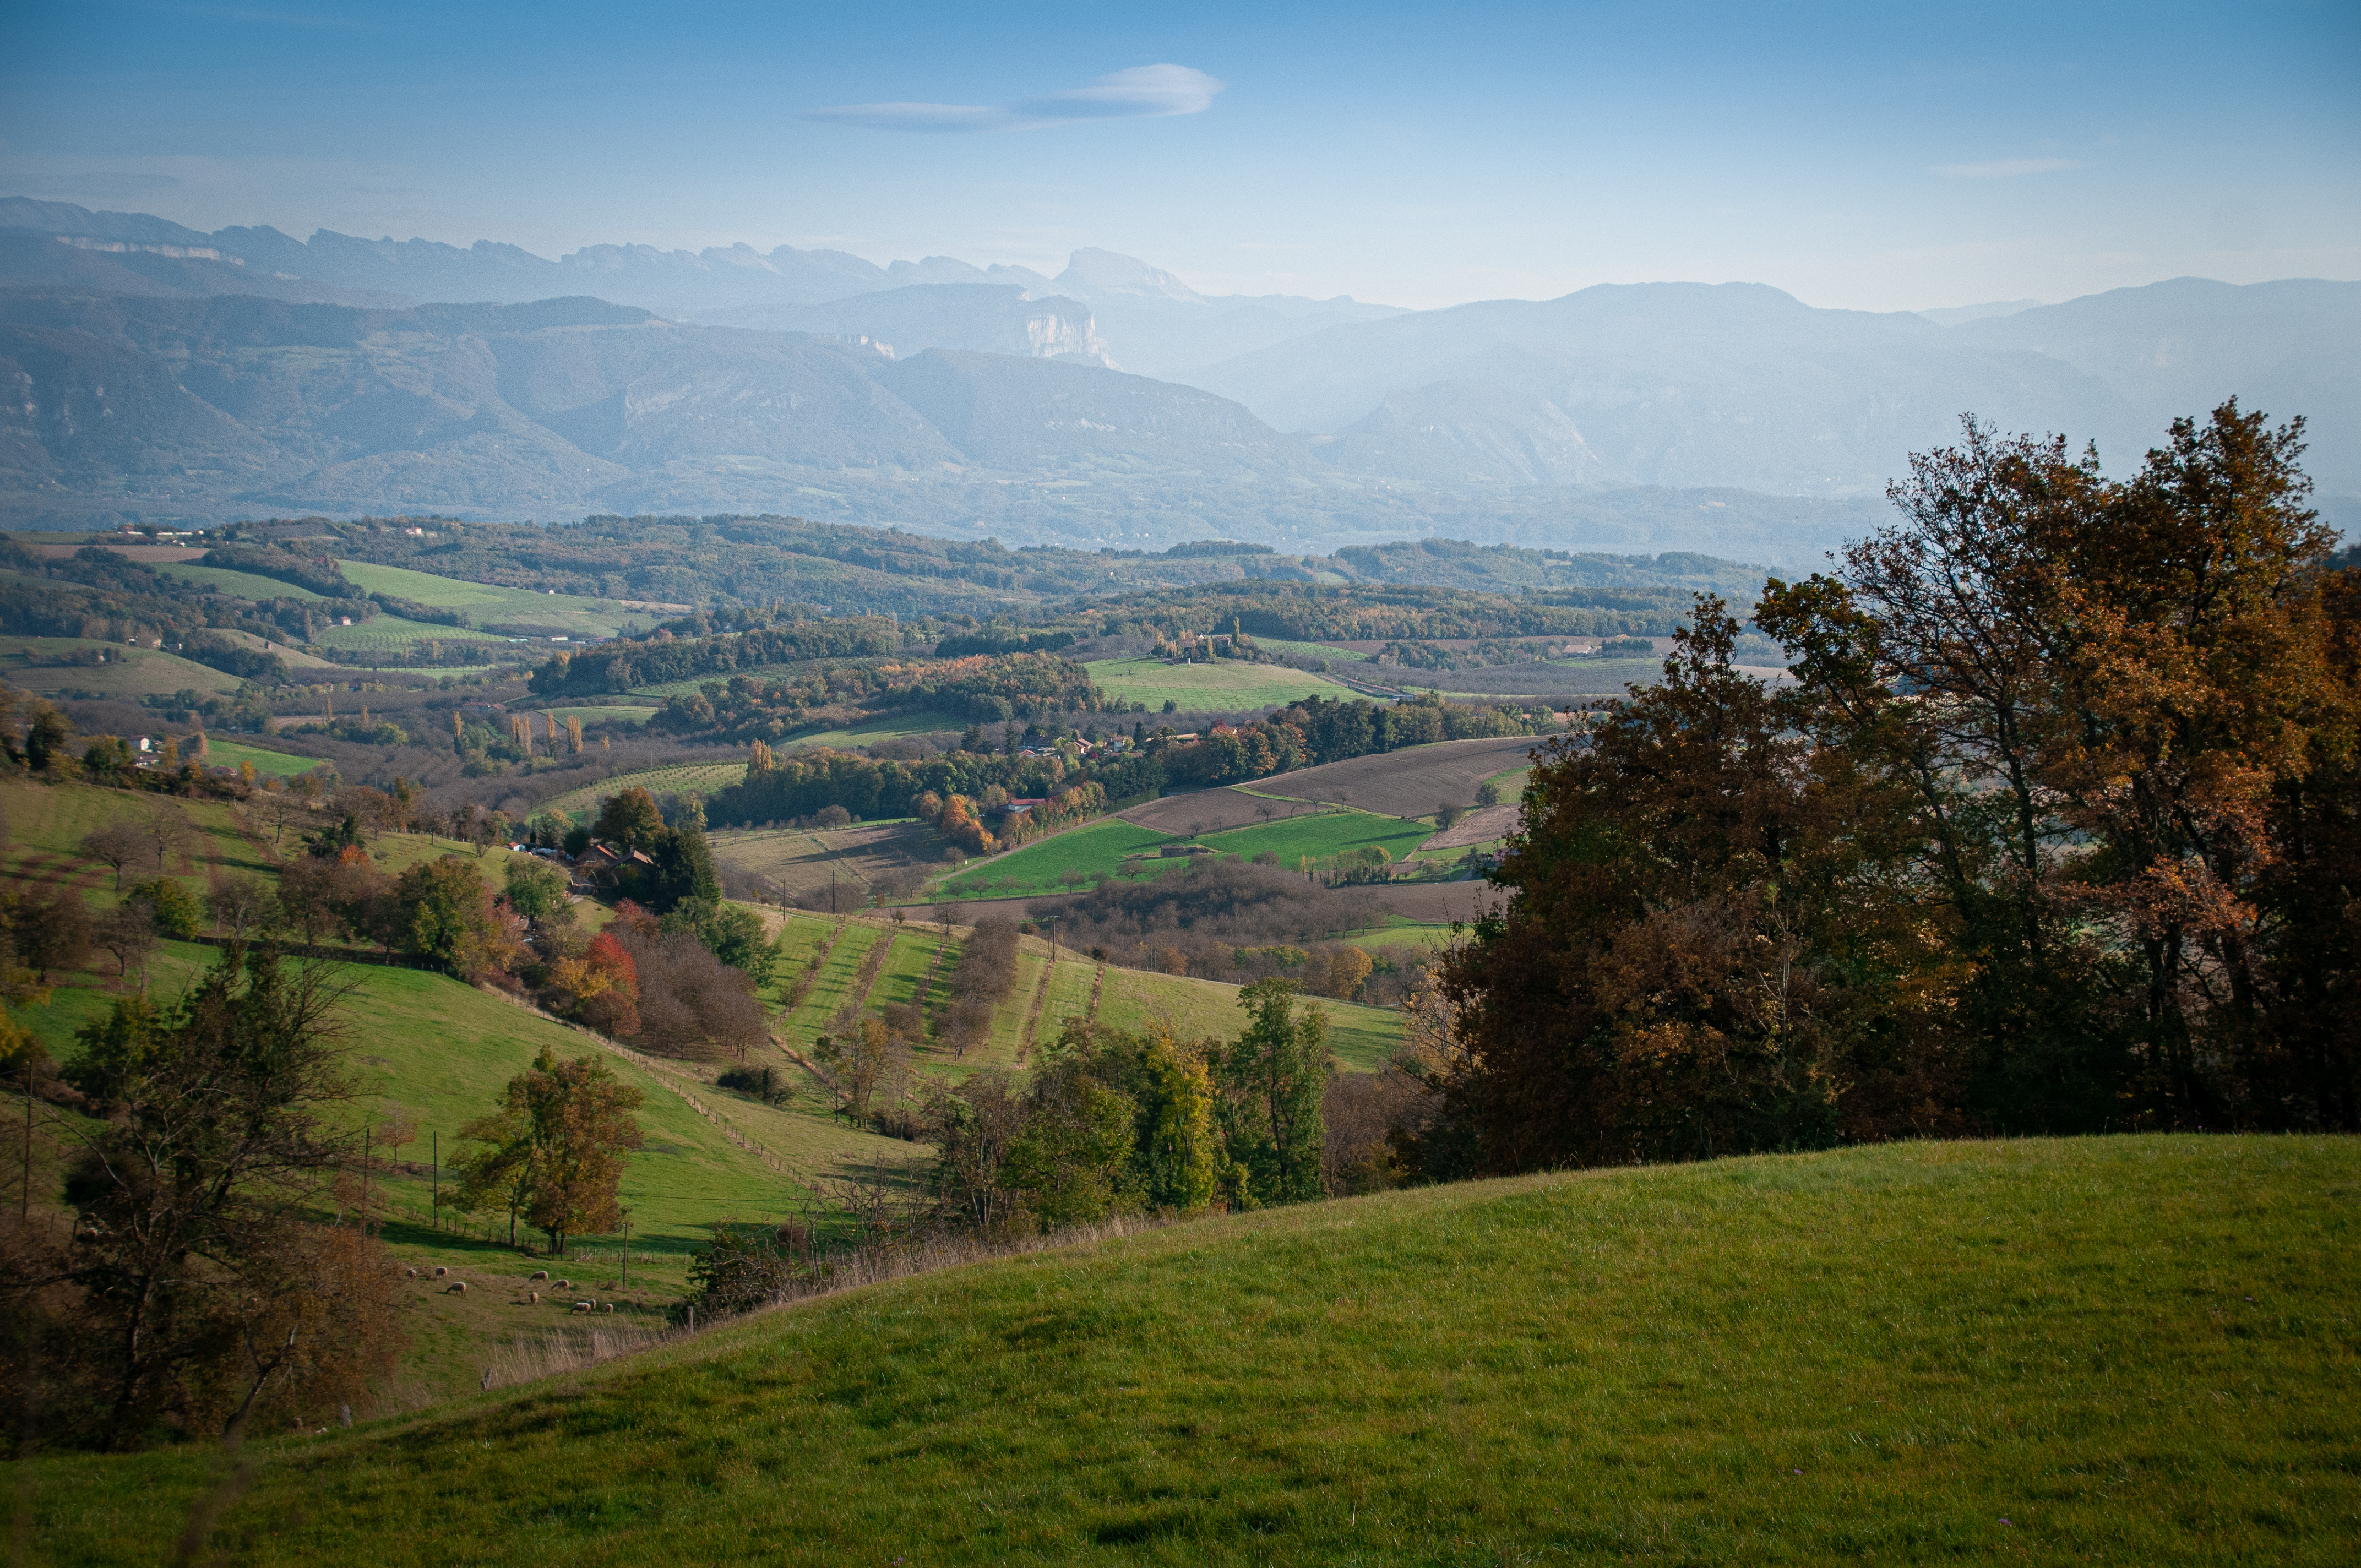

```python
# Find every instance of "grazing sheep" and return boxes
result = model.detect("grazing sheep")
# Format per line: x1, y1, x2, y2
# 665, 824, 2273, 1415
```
445, 1281, 466, 1294
603, 1303, 614, 1314
527, 1292, 540, 1303
530, 1270, 550, 1282
406, 1267, 417, 1278
433, 1266, 448, 1278
572, 1301, 592, 1314
554, 1278, 571, 1290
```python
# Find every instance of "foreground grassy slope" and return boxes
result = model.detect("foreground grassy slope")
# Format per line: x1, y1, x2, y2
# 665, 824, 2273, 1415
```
24, 1136, 2357, 1564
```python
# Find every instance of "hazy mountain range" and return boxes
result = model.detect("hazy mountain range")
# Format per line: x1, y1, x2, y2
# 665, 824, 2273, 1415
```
2, 195, 2353, 563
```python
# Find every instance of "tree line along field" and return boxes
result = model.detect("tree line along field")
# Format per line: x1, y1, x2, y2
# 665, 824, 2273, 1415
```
20, 1135, 2355, 1564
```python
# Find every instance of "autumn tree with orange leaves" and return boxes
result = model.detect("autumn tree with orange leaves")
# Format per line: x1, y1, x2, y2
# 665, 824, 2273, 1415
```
1415, 402, 2358, 1176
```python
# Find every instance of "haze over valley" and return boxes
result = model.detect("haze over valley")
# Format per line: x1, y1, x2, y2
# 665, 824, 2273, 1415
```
4, 197, 2354, 564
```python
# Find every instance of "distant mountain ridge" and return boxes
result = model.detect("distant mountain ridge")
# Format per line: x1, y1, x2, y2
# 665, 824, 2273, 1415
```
2, 197, 2353, 558
0, 286, 1898, 565
1180, 277, 2361, 494
0, 198, 1406, 375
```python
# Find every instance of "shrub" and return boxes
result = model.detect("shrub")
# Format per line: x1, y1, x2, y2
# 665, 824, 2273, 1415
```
128, 879, 204, 940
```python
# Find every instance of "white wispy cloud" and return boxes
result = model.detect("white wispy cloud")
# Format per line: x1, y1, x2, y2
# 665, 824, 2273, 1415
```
805, 65, 1223, 134
1937, 157, 2082, 179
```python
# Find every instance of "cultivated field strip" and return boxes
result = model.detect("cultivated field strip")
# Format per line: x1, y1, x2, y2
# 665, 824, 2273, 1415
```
1240, 734, 1549, 818
1040, 956, 1097, 1039
908, 934, 951, 1010
785, 922, 879, 1033
1015, 959, 1057, 1063
863, 927, 938, 1015
976, 947, 1048, 1068
831, 924, 899, 1024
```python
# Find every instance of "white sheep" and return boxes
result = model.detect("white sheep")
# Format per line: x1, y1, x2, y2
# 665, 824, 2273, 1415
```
445, 1281, 467, 1294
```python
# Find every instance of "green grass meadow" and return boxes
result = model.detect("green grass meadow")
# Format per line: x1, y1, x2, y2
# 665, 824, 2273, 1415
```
311, 613, 510, 652
1254, 636, 1374, 663
195, 736, 322, 777
336, 560, 662, 639
21, 1135, 2357, 1565
1, 636, 244, 699
534, 704, 655, 727
784, 709, 966, 748
937, 816, 1172, 898
1085, 655, 1348, 712
934, 807, 1437, 901
149, 561, 328, 601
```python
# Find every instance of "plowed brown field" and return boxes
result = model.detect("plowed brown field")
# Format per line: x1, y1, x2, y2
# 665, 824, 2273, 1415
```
1238, 734, 1551, 818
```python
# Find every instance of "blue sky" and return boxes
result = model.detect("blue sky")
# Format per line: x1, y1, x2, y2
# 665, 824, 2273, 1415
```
3, 1, 2354, 310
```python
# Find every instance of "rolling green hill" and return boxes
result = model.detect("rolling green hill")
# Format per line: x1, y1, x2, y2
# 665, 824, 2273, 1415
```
1085, 655, 1347, 712
934, 805, 1437, 901
21, 1135, 2355, 1564
1, 636, 244, 699
309, 612, 509, 651
337, 560, 672, 640
190, 737, 322, 777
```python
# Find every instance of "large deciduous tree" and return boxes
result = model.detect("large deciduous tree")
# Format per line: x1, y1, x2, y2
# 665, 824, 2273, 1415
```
10, 948, 404, 1451
1755, 400, 2356, 1131
1215, 979, 1330, 1205
1421, 401, 2357, 1178
1423, 597, 1952, 1174
449, 1046, 644, 1257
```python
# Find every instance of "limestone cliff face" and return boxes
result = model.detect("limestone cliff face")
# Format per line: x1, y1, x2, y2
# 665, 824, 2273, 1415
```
1022, 299, 1111, 366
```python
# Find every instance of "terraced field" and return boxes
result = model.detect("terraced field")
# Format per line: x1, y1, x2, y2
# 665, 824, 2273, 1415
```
539, 761, 751, 818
